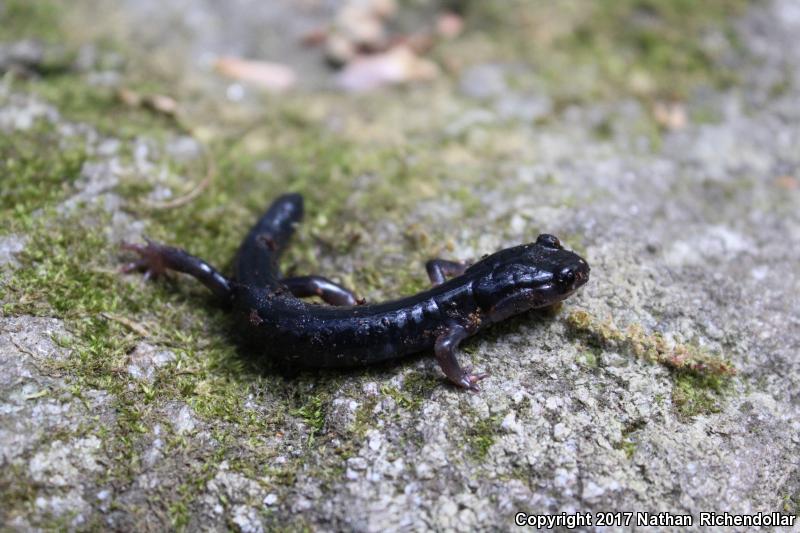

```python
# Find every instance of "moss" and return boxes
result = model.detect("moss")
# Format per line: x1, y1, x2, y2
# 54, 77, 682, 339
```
293, 392, 329, 443
690, 105, 724, 125
615, 419, 646, 458
781, 491, 800, 516
402, 371, 439, 398
466, 414, 501, 461
0, 463, 37, 516
352, 396, 380, 437
566, 310, 736, 417
0, 126, 87, 227
380, 384, 422, 411
566, 310, 736, 377
671, 371, 731, 418
1, 203, 288, 519
378, 384, 410, 408
3, 213, 132, 318
592, 118, 615, 140
579, 350, 599, 368
768, 76, 793, 99
19, 76, 181, 140
619, 439, 637, 459
0, 0, 64, 43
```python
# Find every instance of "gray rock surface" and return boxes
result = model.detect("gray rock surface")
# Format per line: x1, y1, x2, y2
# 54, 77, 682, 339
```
1, 0, 799, 531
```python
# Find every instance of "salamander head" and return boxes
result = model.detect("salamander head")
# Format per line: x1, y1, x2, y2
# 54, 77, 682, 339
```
472, 234, 590, 323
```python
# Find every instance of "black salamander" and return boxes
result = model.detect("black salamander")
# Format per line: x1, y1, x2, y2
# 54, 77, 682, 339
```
122, 193, 590, 391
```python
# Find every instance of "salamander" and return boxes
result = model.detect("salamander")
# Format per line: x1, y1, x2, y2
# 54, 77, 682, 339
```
122, 193, 590, 391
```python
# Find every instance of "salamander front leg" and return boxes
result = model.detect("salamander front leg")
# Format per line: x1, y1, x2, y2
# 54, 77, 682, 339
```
121, 240, 232, 301
282, 276, 361, 306
425, 259, 468, 286
435, 323, 489, 391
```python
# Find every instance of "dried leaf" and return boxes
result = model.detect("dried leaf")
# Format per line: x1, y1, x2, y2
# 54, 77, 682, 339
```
436, 12, 464, 39
775, 175, 798, 190
336, 5, 387, 48
393, 32, 435, 55
301, 27, 329, 47
117, 88, 178, 117
325, 34, 358, 66
653, 101, 687, 130
336, 45, 438, 92
144, 94, 178, 115
366, 0, 397, 20
215, 56, 297, 92
117, 87, 142, 107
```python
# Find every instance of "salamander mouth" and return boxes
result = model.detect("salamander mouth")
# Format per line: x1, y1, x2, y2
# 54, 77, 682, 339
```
568, 269, 590, 292
556, 260, 590, 293
485, 275, 588, 323
486, 284, 555, 322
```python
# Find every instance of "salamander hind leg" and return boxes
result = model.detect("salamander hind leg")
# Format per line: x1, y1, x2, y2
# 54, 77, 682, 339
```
282, 275, 361, 306
121, 239, 232, 301
425, 259, 468, 286
434, 323, 489, 391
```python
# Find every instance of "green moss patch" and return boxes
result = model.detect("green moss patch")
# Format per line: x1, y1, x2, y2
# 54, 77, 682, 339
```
671, 371, 730, 418
566, 310, 736, 376
781, 491, 800, 516
466, 414, 501, 461
566, 310, 736, 418
0, 0, 64, 43
24, 77, 181, 139
0, 126, 87, 227
292, 391, 329, 443
614, 419, 646, 458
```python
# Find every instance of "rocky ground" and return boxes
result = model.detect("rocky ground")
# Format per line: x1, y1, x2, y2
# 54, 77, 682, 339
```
1, 0, 799, 531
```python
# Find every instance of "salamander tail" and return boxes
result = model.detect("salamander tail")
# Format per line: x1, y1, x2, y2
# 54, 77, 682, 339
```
234, 193, 304, 286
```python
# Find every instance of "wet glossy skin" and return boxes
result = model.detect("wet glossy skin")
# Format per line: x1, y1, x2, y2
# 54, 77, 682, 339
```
122, 193, 590, 391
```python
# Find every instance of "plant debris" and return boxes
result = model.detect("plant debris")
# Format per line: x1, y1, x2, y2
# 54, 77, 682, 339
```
214, 56, 297, 92
336, 45, 439, 92
566, 310, 736, 377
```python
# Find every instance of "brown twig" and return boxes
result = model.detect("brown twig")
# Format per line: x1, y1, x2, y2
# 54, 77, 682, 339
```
146, 143, 216, 210
100, 312, 151, 337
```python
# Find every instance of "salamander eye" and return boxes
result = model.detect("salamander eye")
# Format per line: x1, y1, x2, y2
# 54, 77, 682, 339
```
536, 234, 561, 249
557, 267, 576, 286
